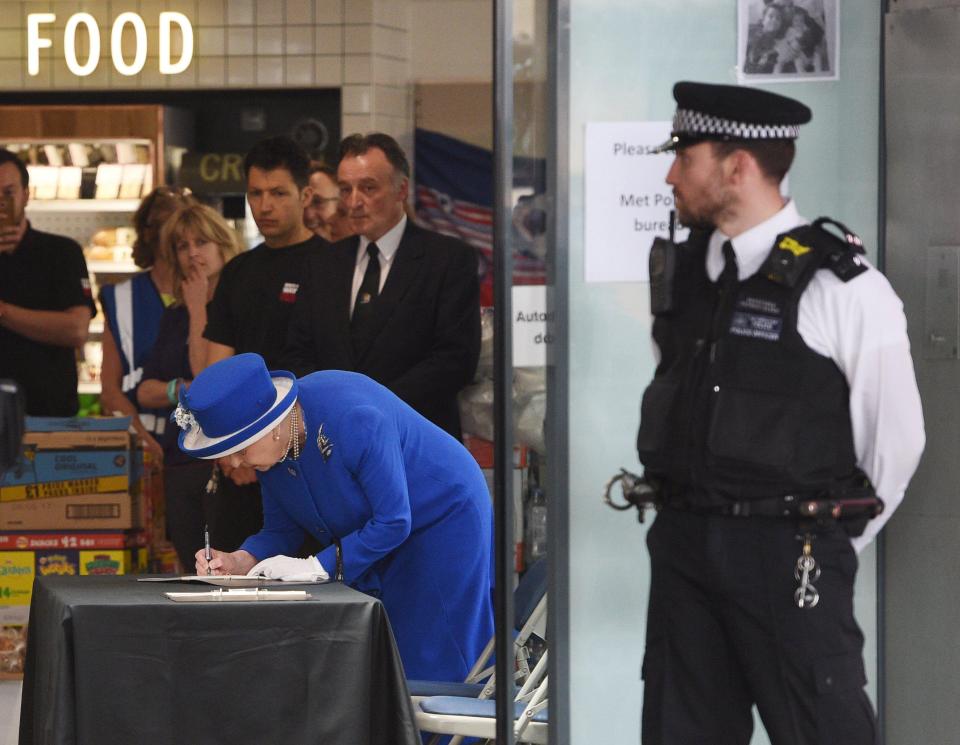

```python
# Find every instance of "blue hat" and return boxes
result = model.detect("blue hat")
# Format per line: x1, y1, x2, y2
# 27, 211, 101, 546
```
175, 353, 298, 459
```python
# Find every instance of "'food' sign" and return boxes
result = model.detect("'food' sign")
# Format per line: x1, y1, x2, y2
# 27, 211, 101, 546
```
27, 12, 194, 77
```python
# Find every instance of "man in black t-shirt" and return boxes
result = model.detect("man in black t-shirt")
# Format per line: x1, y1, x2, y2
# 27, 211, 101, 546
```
198, 136, 323, 557
0, 149, 95, 416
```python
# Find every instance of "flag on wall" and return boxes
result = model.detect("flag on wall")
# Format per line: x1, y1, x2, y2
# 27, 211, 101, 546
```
414, 128, 546, 307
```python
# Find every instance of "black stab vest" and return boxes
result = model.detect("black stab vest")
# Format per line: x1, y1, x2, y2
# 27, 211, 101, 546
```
637, 223, 866, 504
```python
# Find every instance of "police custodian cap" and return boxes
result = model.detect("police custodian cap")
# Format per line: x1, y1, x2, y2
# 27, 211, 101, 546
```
655, 81, 812, 152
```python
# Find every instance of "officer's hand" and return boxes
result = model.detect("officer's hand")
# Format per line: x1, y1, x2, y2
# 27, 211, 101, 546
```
248, 555, 329, 582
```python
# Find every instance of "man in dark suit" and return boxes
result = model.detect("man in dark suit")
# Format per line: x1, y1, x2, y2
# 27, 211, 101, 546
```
283, 133, 480, 439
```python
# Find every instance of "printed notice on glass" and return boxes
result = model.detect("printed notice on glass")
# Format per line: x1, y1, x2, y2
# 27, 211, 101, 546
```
584, 121, 687, 283
512, 285, 553, 368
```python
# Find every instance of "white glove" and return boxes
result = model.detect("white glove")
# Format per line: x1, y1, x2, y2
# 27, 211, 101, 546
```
247, 555, 329, 582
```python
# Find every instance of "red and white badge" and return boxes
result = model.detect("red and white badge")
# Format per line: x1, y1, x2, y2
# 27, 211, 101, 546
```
80, 277, 92, 297
279, 282, 299, 303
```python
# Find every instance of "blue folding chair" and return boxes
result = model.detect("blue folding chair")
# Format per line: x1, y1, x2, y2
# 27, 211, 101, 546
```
415, 651, 549, 744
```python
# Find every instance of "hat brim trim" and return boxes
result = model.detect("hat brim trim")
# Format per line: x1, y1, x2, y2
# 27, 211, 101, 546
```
178, 372, 298, 459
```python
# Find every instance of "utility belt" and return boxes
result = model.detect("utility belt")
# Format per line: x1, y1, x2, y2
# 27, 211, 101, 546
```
604, 470, 883, 533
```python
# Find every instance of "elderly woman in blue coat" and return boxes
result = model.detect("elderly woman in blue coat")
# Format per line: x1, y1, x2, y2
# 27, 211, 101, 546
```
175, 353, 494, 682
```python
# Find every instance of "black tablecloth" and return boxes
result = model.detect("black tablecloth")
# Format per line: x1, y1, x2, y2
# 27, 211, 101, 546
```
19, 575, 419, 745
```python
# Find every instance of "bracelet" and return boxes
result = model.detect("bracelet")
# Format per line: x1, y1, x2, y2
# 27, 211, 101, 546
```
166, 378, 180, 406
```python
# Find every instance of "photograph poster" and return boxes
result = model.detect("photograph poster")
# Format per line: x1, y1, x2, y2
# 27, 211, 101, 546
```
738, 0, 838, 82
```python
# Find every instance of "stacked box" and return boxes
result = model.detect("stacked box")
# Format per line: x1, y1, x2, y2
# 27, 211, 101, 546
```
0, 531, 149, 677
0, 416, 138, 530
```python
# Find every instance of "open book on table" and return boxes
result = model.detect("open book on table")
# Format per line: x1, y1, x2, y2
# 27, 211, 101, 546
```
137, 575, 295, 588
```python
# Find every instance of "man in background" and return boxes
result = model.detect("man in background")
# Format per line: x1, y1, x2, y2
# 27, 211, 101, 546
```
0, 149, 95, 416
303, 163, 353, 243
200, 135, 324, 551
284, 133, 480, 439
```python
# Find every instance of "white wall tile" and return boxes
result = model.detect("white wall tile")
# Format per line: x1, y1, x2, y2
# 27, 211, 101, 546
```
198, 26, 225, 56
198, 0, 225, 26
284, 55, 313, 87
341, 114, 373, 136
256, 26, 283, 55
78, 61, 111, 89
0, 60, 23, 89
343, 54, 370, 84
314, 0, 342, 24
373, 25, 407, 60
256, 0, 284, 25
226, 55, 254, 86
343, 24, 372, 54
374, 0, 410, 30
314, 54, 342, 86
315, 25, 341, 55
166, 0, 198, 18
257, 55, 284, 86
344, 0, 372, 24
226, 0, 254, 26
0, 30, 21, 59
196, 55, 226, 87
373, 54, 408, 87
285, 0, 312, 26
138, 60, 170, 90
227, 27, 254, 55
342, 83, 371, 114
284, 26, 313, 55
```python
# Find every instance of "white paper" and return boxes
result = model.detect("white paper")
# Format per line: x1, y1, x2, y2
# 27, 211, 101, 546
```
584, 121, 686, 283
512, 285, 553, 368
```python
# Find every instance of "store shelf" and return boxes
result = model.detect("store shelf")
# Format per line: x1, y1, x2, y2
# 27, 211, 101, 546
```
78, 381, 102, 395
87, 260, 138, 274
89, 321, 104, 334
26, 199, 140, 213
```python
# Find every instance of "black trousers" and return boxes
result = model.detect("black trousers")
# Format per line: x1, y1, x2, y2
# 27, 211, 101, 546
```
641, 508, 877, 745
164, 462, 264, 571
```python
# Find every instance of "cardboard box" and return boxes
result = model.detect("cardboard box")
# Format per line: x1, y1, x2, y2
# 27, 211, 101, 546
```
0, 530, 147, 551
0, 493, 137, 530
0, 543, 147, 678
1, 416, 133, 503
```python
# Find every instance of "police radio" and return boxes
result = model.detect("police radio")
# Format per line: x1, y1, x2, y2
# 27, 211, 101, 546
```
649, 210, 679, 315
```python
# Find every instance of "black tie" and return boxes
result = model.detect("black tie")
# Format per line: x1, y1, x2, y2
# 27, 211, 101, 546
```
352, 243, 380, 325
351, 243, 380, 356
711, 240, 738, 341
719, 240, 738, 291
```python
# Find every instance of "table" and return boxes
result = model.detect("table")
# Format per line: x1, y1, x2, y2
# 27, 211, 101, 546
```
19, 575, 419, 745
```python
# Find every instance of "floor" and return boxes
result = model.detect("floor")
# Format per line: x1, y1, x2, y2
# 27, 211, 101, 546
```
0, 680, 21, 745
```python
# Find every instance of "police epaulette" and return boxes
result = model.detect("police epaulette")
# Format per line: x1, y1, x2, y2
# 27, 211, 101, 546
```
761, 218, 868, 287
811, 217, 869, 283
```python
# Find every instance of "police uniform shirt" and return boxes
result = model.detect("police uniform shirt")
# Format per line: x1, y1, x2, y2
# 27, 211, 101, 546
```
350, 213, 405, 315
693, 199, 925, 551
204, 235, 322, 368
0, 225, 96, 416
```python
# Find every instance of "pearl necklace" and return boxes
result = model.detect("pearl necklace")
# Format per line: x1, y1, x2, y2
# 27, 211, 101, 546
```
279, 404, 300, 463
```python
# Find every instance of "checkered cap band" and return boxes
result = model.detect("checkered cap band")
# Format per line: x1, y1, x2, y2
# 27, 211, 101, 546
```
673, 108, 801, 141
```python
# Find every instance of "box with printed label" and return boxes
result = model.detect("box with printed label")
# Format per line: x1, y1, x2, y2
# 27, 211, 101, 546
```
0, 530, 147, 551
0, 416, 132, 502
0, 493, 137, 530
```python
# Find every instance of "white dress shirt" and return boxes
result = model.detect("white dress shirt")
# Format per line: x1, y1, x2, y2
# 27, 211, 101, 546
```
704, 200, 926, 552
350, 214, 406, 315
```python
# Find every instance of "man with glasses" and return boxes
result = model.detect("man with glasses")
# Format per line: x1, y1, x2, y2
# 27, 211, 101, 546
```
0, 148, 96, 416
303, 164, 353, 243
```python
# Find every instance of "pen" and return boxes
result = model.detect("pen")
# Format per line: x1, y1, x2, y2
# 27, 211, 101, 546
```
204, 523, 212, 575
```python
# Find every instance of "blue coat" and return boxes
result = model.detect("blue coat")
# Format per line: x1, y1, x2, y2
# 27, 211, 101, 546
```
241, 370, 494, 681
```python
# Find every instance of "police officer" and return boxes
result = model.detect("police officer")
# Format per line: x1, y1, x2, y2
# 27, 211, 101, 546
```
635, 82, 925, 744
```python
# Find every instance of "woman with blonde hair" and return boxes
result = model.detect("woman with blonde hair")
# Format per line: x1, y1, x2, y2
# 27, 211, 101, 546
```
138, 202, 243, 570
